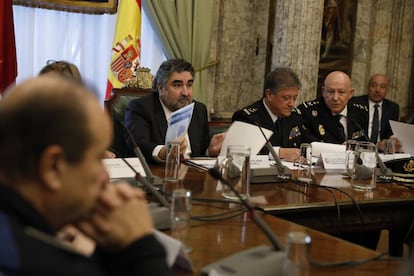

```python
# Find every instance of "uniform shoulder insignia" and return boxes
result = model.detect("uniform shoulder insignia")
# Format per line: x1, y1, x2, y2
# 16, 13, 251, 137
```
243, 107, 258, 115
352, 103, 368, 112
292, 107, 301, 115
302, 100, 319, 109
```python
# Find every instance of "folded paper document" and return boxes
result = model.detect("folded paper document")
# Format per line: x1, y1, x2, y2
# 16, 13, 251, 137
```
103, 157, 146, 179
219, 121, 272, 156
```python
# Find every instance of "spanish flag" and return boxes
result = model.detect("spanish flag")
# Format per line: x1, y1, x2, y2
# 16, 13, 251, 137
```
105, 0, 142, 100
0, 0, 17, 94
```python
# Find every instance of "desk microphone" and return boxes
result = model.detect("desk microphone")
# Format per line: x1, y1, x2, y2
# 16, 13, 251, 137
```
121, 122, 163, 186
201, 168, 286, 276
122, 158, 171, 230
346, 116, 393, 182
253, 121, 291, 180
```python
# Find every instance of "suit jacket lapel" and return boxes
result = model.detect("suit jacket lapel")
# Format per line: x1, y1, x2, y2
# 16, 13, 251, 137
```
153, 97, 168, 143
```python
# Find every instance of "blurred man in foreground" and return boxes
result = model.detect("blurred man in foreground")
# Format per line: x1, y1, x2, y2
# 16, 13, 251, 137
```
0, 76, 171, 275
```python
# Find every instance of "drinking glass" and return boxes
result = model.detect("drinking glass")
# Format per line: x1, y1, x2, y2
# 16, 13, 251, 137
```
347, 141, 377, 190
283, 231, 311, 276
165, 140, 180, 180
170, 189, 192, 253
345, 140, 359, 179
219, 145, 250, 200
295, 143, 312, 168
295, 143, 313, 183
384, 139, 396, 156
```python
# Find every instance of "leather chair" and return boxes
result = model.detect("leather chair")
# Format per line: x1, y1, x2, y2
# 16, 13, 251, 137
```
104, 88, 153, 157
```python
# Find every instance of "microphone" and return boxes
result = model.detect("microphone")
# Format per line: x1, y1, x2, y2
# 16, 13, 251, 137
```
209, 168, 284, 250
201, 168, 286, 276
253, 121, 291, 180
121, 122, 163, 186
122, 158, 171, 230
346, 116, 393, 182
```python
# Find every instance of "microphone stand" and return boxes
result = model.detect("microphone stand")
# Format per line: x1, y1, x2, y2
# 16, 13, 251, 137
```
122, 158, 171, 230
255, 122, 291, 181
121, 121, 163, 186
201, 168, 286, 276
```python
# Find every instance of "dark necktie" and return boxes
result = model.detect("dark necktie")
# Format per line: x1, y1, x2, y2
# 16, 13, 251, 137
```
335, 115, 345, 141
370, 104, 380, 143
274, 118, 283, 146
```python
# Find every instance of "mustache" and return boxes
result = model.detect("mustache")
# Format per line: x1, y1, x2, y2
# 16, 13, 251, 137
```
178, 96, 191, 102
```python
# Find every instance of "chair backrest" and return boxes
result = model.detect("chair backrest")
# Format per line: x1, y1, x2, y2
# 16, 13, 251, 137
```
104, 87, 153, 157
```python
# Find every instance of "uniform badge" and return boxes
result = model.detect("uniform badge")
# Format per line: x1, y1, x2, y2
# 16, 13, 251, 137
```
312, 110, 318, 117
318, 124, 325, 135
403, 160, 414, 173
351, 130, 364, 140
243, 107, 258, 115
289, 126, 301, 140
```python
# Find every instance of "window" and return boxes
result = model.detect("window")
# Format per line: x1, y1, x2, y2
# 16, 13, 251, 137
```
13, 4, 165, 103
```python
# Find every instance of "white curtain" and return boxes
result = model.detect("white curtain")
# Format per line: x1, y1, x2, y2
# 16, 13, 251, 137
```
144, 0, 215, 104
12, 4, 165, 104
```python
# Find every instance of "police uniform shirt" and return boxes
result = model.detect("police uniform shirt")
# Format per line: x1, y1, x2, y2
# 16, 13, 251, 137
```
232, 99, 308, 153
297, 96, 368, 144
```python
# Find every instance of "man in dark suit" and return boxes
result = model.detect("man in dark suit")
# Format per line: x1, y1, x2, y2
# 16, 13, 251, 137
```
297, 71, 368, 144
351, 73, 400, 149
124, 59, 224, 163
232, 67, 309, 162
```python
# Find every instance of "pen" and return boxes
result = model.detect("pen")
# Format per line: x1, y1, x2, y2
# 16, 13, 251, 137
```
182, 159, 209, 171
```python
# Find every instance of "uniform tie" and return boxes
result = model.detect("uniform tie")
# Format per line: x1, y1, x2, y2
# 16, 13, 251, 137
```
274, 118, 283, 145
370, 104, 380, 143
335, 115, 345, 141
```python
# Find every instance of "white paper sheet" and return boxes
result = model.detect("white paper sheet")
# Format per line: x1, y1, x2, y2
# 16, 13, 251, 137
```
219, 121, 273, 156
390, 120, 414, 154
103, 157, 146, 179
311, 141, 345, 157
165, 103, 195, 144
153, 230, 194, 272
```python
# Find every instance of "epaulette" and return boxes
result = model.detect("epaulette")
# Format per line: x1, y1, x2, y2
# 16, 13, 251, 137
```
292, 107, 301, 114
352, 102, 368, 112
301, 100, 319, 109
242, 107, 258, 115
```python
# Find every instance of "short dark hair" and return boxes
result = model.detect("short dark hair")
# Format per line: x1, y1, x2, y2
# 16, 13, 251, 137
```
0, 77, 91, 182
263, 67, 301, 97
154, 59, 195, 90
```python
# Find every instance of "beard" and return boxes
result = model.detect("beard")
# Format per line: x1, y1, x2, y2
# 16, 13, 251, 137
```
163, 95, 192, 111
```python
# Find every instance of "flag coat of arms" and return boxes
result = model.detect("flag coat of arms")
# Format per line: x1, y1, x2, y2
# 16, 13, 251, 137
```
106, 0, 142, 99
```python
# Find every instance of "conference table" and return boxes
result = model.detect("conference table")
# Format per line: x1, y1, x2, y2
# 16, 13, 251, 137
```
146, 162, 412, 275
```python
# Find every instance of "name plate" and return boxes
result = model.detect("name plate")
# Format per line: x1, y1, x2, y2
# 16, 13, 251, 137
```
320, 152, 346, 170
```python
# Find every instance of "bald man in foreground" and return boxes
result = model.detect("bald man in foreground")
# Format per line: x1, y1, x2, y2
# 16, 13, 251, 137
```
0, 76, 171, 275
297, 71, 368, 144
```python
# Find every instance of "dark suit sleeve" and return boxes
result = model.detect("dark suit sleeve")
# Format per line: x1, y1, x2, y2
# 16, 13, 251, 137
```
188, 102, 210, 156
96, 234, 172, 276
124, 97, 164, 163
381, 100, 400, 139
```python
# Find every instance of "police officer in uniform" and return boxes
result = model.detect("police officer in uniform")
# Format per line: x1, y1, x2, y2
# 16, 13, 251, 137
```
298, 71, 380, 250
297, 71, 368, 144
232, 67, 309, 162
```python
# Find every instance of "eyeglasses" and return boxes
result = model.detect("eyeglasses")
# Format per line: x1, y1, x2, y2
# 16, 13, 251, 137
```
46, 59, 66, 65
